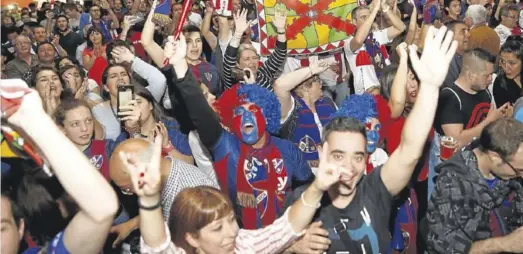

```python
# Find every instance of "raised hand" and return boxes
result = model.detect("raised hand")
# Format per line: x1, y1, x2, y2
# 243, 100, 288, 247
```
111, 46, 135, 64
156, 121, 170, 148
273, 5, 288, 31
313, 142, 344, 192
371, 0, 382, 12
233, 9, 251, 36
118, 134, 163, 198
408, 26, 457, 88
396, 42, 408, 59
309, 59, 332, 75
74, 79, 89, 100
243, 68, 256, 84
164, 35, 187, 66
205, 1, 214, 15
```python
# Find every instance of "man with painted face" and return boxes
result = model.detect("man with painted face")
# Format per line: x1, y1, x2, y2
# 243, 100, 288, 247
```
165, 34, 313, 229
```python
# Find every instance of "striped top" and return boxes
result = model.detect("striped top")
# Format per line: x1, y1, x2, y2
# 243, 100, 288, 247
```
140, 208, 302, 254
221, 40, 287, 91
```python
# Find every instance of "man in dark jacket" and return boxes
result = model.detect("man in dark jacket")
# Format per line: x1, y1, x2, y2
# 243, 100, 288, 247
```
426, 118, 523, 253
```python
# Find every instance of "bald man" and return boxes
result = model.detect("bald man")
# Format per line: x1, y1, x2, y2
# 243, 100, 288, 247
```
108, 139, 219, 247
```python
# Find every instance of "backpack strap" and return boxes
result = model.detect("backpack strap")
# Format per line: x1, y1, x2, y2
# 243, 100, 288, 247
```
442, 87, 462, 111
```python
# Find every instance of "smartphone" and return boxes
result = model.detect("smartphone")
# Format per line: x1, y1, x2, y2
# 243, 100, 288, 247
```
231, 67, 245, 81
117, 85, 134, 118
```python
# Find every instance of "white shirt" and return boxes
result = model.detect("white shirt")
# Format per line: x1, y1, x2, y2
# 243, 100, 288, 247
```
343, 28, 391, 94
495, 24, 512, 46
92, 102, 121, 140
188, 131, 218, 185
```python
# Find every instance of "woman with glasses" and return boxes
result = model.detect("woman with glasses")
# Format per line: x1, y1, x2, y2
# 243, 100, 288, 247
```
493, 39, 523, 107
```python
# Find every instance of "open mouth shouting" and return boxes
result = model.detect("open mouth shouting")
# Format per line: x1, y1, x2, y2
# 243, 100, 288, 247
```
242, 122, 254, 134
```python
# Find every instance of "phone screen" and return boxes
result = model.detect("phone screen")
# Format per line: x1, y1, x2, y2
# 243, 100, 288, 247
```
117, 86, 134, 116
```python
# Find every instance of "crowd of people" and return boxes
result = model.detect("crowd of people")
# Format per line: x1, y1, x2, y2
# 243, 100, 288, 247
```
1, 0, 523, 253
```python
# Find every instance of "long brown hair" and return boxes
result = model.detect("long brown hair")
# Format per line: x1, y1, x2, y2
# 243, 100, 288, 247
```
168, 186, 233, 253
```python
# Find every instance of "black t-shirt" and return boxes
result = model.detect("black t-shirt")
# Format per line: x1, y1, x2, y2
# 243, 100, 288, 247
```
282, 166, 393, 254
434, 83, 491, 135
59, 31, 84, 58
493, 75, 523, 108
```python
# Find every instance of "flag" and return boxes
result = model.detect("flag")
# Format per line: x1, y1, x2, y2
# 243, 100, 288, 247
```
174, 0, 193, 40
153, 0, 173, 26
256, 0, 358, 56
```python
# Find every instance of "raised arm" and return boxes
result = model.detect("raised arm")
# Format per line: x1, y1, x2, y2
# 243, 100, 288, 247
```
274, 60, 330, 120
221, 9, 253, 90
255, 7, 288, 88
381, 26, 458, 196
349, 0, 381, 52
381, 0, 406, 40
201, 3, 218, 50
142, 0, 167, 68
404, 0, 418, 45
3, 80, 118, 254
388, 43, 408, 118
166, 35, 224, 148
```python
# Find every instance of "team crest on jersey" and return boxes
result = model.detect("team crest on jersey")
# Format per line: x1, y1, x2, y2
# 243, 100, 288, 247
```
243, 157, 268, 183
271, 158, 284, 174
298, 135, 317, 153
402, 230, 411, 249
204, 72, 212, 82
90, 155, 103, 169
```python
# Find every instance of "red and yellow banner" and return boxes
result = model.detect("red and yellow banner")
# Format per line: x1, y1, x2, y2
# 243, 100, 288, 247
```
257, 0, 358, 56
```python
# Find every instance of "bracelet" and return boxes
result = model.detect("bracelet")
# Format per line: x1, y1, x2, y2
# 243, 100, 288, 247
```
301, 192, 321, 208
162, 142, 174, 154
277, 30, 285, 35
139, 199, 161, 210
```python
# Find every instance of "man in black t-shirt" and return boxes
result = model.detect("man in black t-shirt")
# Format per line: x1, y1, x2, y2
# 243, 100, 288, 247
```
435, 48, 509, 148
56, 14, 84, 58
282, 26, 457, 254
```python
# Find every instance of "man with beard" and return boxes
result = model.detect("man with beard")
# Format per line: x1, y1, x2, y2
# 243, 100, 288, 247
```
165, 34, 313, 229
282, 26, 457, 254
55, 15, 84, 58
435, 48, 509, 149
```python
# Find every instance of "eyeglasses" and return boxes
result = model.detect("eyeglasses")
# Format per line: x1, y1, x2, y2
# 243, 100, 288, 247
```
501, 156, 523, 176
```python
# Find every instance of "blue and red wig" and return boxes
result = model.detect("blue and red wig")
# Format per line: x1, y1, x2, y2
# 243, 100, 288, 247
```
216, 84, 281, 134
331, 93, 378, 122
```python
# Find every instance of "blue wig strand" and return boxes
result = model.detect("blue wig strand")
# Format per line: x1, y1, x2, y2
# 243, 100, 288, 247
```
237, 84, 281, 134
330, 94, 378, 123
